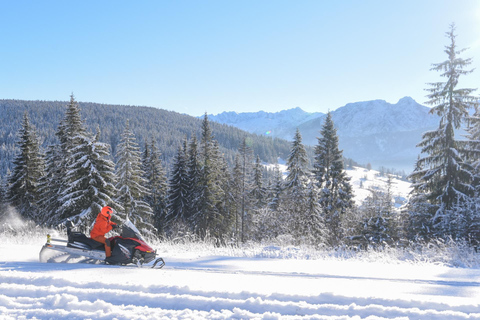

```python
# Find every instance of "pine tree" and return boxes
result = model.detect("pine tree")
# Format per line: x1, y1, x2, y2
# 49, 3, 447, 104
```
231, 154, 244, 242
166, 140, 189, 229
0, 175, 6, 219
40, 94, 91, 225
58, 128, 118, 227
238, 137, 253, 242
251, 155, 266, 211
407, 157, 436, 241
7, 112, 44, 222
192, 114, 226, 240
467, 105, 480, 191
268, 163, 284, 212
409, 24, 477, 239
37, 144, 64, 225
143, 138, 168, 235
313, 112, 354, 246
185, 136, 201, 225
358, 176, 398, 247
301, 181, 327, 246
283, 128, 310, 241
115, 121, 155, 235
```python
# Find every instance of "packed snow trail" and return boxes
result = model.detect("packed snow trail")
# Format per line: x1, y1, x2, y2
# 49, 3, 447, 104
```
1, 244, 480, 319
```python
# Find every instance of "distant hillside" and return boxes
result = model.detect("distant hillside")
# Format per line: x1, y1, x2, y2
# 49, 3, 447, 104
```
208, 97, 441, 173
0, 99, 294, 178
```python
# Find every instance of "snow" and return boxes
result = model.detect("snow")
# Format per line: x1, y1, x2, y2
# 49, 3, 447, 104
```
264, 164, 412, 208
1, 233, 480, 319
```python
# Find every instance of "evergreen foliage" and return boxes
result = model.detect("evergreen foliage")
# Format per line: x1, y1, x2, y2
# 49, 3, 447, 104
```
282, 129, 312, 243
60, 128, 117, 226
115, 121, 155, 235
409, 24, 477, 239
313, 112, 354, 246
7, 113, 44, 222
142, 138, 168, 235
166, 140, 189, 229
0, 99, 292, 178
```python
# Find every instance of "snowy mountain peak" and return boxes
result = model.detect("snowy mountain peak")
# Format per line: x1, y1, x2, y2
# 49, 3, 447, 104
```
397, 96, 417, 105
207, 97, 440, 172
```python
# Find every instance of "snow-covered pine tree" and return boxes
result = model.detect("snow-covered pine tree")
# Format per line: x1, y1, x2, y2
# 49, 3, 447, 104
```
166, 139, 189, 231
58, 127, 118, 227
238, 137, 253, 242
0, 175, 6, 218
409, 24, 477, 239
115, 121, 155, 235
231, 154, 243, 242
192, 113, 226, 240
357, 176, 398, 247
213, 141, 235, 242
283, 128, 310, 241
313, 112, 354, 246
407, 156, 436, 241
465, 103, 480, 246
466, 103, 480, 192
8, 112, 45, 222
143, 138, 168, 235
300, 181, 327, 246
42, 94, 92, 225
268, 163, 284, 212
185, 136, 202, 226
37, 144, 64, 225
250, 155, 267, 212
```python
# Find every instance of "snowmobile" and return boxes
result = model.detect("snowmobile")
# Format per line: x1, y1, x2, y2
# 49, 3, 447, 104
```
39, 219, 165, 269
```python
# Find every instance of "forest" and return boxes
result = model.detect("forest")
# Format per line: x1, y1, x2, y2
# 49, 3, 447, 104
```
1, 25, 479, 249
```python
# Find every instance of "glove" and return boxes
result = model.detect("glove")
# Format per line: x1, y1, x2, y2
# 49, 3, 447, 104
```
112, 224, 119, 230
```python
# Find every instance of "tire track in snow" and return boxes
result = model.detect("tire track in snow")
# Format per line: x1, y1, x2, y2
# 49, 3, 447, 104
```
1, 270, 479, 320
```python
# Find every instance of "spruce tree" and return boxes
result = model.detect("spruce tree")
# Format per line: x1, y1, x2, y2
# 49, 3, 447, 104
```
8, 112, 44, 222
42, 94, 91, 225
186, 136, 201, 225
268, 163, 284, 212
251, 155, 266, 211
238, 137, 253, 242
409, 24, 477, 238
0, 175, 6, 219
313, 112, 354, 246
58, 128, 118, 227
192, 114, 226, 240
231, 154, 243, 242
283, 128, 310, 241
143, 138, 168, 235
166, 140, 189, 229
115, 121, 155, 235
37, 144, 64, 225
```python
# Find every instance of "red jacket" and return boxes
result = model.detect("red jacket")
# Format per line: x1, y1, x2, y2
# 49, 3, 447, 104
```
90, 207, 117, 239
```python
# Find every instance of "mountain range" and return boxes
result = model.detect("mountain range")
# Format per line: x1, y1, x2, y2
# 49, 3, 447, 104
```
207, 97, 441, 173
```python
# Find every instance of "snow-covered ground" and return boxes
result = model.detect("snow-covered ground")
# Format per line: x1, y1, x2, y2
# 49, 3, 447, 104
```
268, 163, 412, 208
1, 233, 480, 319
345, 166, 411, 207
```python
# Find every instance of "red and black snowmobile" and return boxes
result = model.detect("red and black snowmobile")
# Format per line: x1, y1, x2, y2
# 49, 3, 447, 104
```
39, 219, 165, 269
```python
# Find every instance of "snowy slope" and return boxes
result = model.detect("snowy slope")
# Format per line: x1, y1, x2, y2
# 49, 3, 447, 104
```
268, 163, 412, 208
1, 236, 480, 319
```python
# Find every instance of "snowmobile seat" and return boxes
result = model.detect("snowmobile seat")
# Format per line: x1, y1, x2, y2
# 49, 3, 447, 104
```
67, 232, 105, 251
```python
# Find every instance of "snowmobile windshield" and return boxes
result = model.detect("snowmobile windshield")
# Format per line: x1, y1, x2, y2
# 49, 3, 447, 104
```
121, 219, 145, 241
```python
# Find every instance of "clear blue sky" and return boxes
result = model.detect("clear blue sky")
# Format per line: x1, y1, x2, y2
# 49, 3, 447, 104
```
1, 1, 479, 116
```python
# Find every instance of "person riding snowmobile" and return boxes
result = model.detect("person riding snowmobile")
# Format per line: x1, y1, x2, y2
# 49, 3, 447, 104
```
90, 206, 118, 258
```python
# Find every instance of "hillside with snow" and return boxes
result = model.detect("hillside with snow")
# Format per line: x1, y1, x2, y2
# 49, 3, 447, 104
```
268, 163, 411, 208
208, 97, 440, 172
